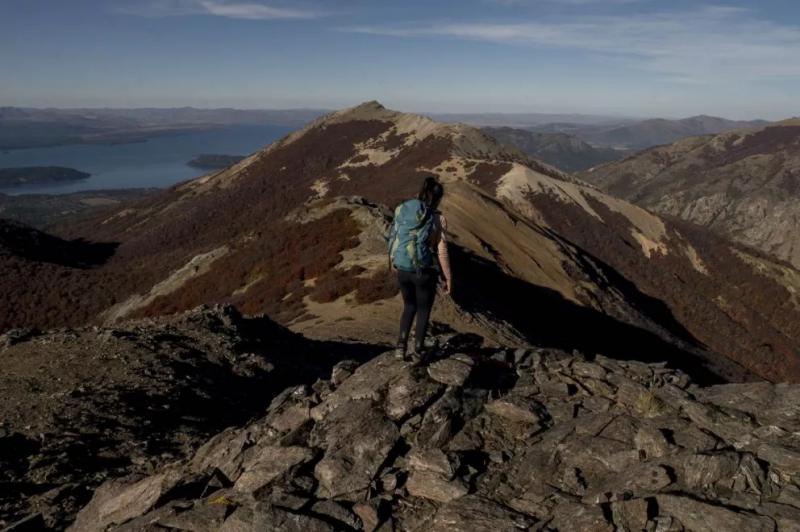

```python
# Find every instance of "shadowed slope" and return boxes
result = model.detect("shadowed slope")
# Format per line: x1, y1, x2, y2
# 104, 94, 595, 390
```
0, 305, 384, 528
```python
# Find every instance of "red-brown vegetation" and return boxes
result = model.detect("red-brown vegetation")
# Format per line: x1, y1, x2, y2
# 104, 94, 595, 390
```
468, 162, 513, 192
527, 192, 800, 382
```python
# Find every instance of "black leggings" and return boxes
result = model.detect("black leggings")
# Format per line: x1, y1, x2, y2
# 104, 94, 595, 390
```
397, 269, 437, 350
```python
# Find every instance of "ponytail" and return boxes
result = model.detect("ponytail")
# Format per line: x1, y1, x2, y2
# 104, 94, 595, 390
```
418, 176, 444, 210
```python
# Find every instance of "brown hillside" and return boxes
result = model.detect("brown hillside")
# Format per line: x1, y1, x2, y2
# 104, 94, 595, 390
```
580, 120, 800, 269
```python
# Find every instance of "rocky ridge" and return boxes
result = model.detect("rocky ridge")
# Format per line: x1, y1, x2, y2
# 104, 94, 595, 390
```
0, 305, 380, 529
70, 329, 800, 531
535, 115, 769, 151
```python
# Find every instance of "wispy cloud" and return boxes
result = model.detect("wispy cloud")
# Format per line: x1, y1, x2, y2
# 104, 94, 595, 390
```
343, 6, 800, 82
117, 0, 325, 20
489, 0, 644, 4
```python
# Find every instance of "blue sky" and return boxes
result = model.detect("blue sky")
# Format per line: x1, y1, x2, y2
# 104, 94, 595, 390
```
1, 0, 800, 119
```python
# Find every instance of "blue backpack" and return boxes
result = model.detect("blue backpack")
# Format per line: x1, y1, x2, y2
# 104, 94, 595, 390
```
388, 199, 436, 272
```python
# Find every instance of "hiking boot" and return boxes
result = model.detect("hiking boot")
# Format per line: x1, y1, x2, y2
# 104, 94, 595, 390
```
394, 340, 408, 360
408, 351, 423, 366
412, 337, 440, 364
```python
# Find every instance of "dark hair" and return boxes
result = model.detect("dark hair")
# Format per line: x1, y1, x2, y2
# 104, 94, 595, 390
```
418, 176, 444, 210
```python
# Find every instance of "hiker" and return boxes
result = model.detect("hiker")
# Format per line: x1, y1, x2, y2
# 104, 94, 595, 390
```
387, 176, 453, 361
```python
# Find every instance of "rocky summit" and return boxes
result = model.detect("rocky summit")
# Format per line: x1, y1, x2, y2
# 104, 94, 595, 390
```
0, 306, 381, 529
57, 312, 800, 531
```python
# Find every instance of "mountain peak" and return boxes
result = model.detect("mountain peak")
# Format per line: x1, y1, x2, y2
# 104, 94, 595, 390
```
354, 99, 385, 111
326, 100, 394, 123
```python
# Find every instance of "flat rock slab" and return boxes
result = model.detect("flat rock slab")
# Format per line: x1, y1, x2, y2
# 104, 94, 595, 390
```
485, 396, 544, 424
656, 494, 776, 532
428, 495, 533, 532
551, 502, 614, 532
427, 357, 474, 387
385, 371, 443, 421
313, 399, 400, 500
235, 446, 315, 494
71, 470, 185, 532
407, 447, 457, 478
406, 470, 468, 503
219, 503, 334, 532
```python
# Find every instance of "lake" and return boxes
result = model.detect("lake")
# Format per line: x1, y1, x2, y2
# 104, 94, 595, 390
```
0, 124, 296, 195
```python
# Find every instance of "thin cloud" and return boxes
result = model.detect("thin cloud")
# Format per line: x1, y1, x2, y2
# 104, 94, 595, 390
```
343, 6, 800, 82
490, 0, 644, 4
117, 0, 326, 20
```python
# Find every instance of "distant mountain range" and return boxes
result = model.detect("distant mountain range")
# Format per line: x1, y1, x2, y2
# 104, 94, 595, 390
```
0, 106, 328, 149
580, 118, 800, 270
482, 127, 626, 172
432, 111, 635, 128
531, 115, 770, 150
0, 106, 769, 153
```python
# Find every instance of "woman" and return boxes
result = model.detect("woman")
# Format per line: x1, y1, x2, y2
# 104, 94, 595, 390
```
387, 176, 453, 361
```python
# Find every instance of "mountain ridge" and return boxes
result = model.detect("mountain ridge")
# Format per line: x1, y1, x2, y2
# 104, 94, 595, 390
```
481, 126, 625, 171
2, 101, 800, 384
580, 120, 800, 269
531, 115, 770, 150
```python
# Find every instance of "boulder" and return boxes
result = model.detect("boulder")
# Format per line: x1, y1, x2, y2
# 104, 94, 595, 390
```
414, 391, 463, 448
485, 396, 545, 425
353, 501, 381, 532
234, 446, 315, 494
331, 359, 360, 386
385, 371, 443, 421
428, 495, 533, 532
157, 503, 229, 531
551, 502, 614, 532
309, 500, 362, 529
680, 451, 740, 490
70, 470, 185, 532
219, 503, 334, 532
611, 499, 649, 531
656, 494, 775, 532
757, 443, 800, 475
189, 427, 251, 481
427, 356, 474, 387
310, 354, 406, 421
406, 470, 469, 503
634, 426, 671, 458
313, 399, 400, 499
406, 447, 458, 478
584, 463, 672, 502
571, 360, 608, 380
